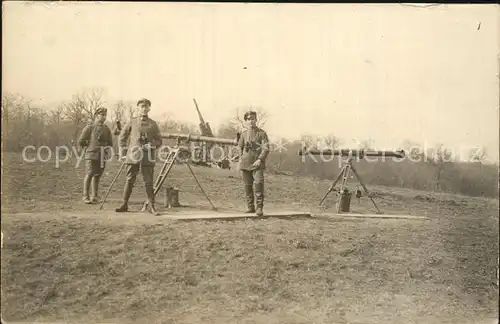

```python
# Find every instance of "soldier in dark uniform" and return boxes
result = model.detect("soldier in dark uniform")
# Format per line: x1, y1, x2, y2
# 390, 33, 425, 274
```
77, 107, 114, 204
237, 111, 270, 216
115, 98, 163, 215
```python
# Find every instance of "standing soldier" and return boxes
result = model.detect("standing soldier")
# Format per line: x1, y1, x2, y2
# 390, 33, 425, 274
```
77, 107, 113, 204
113, 120, 122, 136
115, 98, 163, 215
237, 110, 270, 216
112, 120, 122, 158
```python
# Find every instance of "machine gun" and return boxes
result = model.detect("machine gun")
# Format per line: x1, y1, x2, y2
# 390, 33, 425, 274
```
138, 132, 241, 213
162, 133, 239, 146
161, 132, 241, 170
298, 148, 405, 159
298, 147, 405, 214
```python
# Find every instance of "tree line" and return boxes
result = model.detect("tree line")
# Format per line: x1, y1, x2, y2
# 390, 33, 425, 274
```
2, 88, 498, 198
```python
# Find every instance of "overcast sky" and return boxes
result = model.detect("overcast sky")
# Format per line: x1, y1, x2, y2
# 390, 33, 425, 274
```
3, 2, 499, 161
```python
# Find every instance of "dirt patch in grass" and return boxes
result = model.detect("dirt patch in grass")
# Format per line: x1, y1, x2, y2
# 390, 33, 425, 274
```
1, 153, 498, 323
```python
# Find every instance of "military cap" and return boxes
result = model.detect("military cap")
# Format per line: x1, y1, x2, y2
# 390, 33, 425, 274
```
137, 98, 151, 106
244, 110, 257, 120
95, 107, 107, 115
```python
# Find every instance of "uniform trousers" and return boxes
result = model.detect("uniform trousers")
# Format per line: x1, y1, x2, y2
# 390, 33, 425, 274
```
241, 168, 265, 209
242, 168, 264, 186
125, 163, 155, 187
83, 159, 106, 199
121, 163, 156, 204
85, 159, 105, 177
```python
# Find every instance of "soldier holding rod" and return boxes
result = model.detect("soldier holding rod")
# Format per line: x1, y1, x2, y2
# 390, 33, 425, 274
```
115, 98, 163, 215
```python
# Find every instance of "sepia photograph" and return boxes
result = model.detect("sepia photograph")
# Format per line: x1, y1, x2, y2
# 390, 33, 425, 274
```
1, 2, 499, 323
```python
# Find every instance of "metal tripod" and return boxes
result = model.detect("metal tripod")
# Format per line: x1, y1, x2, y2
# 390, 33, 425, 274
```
319, 156, 382, 214
141, 146, 217, 213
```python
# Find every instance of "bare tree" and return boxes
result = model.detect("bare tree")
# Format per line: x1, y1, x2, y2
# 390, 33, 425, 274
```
357, 138, 375, 150
217, 119, 241, 138
157, 112, 197, 134
50, 104, 66, 125
297, 134, 319, 174
401, 139, 425, 161
44, 104, 67, 147
300, 134, 317, 149
67, 87, 106, 120
128, 103, 138, 121
82, 87, 106, 120
306, 134, 342, 178
321, 134, 342, 150
111, 100, 126, 124
425, 144, 453, 191
2, 93, 32, 150
231, 106, 269, 131
1, 92, 17, 125
62, 87, 106, 140
1, 93, 20, 134
268, 135, 295, 173
63, 95, 87, 141
16, 95, 37, 147
469, 146, 487, 164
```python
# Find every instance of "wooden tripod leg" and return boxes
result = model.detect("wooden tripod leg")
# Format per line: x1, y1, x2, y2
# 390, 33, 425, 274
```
319, 165, 347, 206
185, 162, 217, 211
153, 160, 170, 196
99, 161, 126, 210
142, 150, 179, 211
350, 163, 383, 214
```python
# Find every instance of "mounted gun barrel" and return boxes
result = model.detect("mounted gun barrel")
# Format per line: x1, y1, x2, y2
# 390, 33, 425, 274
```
193, 98, 214, 137
298, 148, 405, 159
161, 133, 239, 146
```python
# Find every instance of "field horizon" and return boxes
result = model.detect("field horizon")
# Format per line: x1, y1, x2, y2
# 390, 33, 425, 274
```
1, 152, 499, 324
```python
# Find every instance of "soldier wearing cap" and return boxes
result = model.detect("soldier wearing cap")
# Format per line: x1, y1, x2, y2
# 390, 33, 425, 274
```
237, 110, 270, 216
77, 107, 114, 204
115, 98, 163, 215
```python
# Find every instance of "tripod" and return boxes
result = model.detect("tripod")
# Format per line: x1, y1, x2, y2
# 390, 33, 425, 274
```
319, 156, 382, 214
141, 145, 217, 214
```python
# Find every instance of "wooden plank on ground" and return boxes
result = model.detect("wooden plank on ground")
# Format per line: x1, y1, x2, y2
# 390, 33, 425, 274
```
165, 211, 312, 221
313, 213, 429, 220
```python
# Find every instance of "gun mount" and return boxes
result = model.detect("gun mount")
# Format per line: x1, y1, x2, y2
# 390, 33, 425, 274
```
161, 133, 240, 146
298, 147, 405, 215
298, 148, 405, 159
161, 132, 240, 170
193, 98, 214, 137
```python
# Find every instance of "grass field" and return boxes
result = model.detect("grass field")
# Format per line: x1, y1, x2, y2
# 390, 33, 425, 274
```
1, 152, 499, 324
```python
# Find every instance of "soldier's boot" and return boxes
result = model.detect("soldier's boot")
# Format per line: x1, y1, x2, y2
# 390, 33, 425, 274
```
90, 175, 101, 203
244, 185, 255, 213
255, 183, 264, 217
82, 175, 92, 204
145, 185, 160, 216
115, 181, 133, 213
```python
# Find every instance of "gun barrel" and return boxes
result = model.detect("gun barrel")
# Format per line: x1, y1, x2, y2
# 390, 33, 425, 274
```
193, 98, 205, 123
298, 148, 405, 159
161, 133, 239, 146
199, 122, 214, 138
